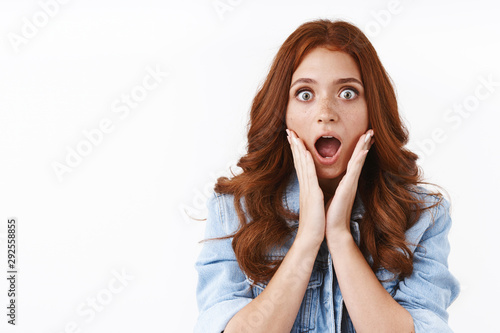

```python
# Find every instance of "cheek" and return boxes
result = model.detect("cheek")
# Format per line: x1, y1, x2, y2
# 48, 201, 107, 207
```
358, 103, 369, 128
285, 112, 292, 128
344, 138, 360, 158
344, 106, 369, 131
285, 106, 293, 126
285, 116, 303, 138
285, 107, 305, 131
343, 111, 369, 154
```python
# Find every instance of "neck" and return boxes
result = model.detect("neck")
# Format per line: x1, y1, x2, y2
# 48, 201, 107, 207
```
318, 175, 343, 204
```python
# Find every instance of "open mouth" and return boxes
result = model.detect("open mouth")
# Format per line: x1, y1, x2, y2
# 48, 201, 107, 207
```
315, 136, 341, 159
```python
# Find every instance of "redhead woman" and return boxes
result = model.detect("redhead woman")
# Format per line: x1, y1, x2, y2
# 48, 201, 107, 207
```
194, 19, 459, 333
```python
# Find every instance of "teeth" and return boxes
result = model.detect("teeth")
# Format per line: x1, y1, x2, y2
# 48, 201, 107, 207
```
322, 136, 333, 138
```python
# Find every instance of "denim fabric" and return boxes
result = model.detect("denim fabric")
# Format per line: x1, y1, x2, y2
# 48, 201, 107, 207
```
194, 170, 460, 332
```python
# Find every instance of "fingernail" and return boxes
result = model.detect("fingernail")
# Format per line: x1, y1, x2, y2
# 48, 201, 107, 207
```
287, 135, 291, 144
364, 132, 371, 143
292, 137, 298, 145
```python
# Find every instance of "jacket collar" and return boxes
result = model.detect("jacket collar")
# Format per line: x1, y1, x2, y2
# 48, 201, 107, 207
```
283, 169, 365, 222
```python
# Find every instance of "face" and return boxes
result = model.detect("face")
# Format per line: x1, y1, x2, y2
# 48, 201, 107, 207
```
285, 47, 369, 195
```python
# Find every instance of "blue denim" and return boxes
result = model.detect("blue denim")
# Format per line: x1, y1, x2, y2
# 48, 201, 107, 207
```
195, 170, 460, 332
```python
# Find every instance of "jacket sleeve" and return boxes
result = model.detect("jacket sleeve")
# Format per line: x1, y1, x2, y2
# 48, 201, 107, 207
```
393, 196, 460, 332
194, 192, 253, 333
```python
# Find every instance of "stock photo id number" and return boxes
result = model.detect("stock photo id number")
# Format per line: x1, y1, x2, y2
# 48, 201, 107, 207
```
6, 217, 18, 325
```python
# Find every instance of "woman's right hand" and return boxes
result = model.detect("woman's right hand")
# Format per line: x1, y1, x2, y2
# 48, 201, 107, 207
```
286, 129, 326, 248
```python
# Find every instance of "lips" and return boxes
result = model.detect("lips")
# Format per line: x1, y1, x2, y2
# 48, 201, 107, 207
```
313, 133, 342, 165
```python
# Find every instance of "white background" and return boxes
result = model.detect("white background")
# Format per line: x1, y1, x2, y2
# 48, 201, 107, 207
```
0, 0, 498, 332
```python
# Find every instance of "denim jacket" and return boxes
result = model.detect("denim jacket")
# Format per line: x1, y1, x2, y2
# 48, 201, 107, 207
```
194, 170, 460, 332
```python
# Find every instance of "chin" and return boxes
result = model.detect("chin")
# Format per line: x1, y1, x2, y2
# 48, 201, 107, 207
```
315, 163, 346, 180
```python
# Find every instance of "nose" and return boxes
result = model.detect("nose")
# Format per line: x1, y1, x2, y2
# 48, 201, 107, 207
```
316, 98, 338, 123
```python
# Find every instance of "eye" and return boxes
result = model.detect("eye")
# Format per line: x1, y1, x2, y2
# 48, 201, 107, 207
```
296, 89, 313, 101
339, 88, 358, 100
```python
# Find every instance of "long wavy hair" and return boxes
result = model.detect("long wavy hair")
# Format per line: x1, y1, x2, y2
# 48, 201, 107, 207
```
211, 19, 445, 285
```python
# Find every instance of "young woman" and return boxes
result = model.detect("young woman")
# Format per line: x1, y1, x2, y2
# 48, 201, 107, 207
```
195, 19, 460, 333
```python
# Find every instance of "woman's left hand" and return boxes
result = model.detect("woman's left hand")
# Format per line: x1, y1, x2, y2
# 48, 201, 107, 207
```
325, 129, 374, 241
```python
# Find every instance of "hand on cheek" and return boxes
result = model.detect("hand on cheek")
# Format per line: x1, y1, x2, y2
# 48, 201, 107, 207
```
325, 129, 374, 241
286, 129, 326, 247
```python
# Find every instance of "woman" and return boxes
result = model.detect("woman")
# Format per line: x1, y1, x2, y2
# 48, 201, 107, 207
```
195, 19, 459, 333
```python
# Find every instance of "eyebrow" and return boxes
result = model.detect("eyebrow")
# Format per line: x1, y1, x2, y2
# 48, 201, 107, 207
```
290, 77, 363, 89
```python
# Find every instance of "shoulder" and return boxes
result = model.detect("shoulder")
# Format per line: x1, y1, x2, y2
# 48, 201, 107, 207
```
205, 191, 243, 237
404, 185, 452, 251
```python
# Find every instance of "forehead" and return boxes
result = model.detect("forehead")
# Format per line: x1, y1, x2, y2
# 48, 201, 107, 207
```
292, 47, 361, 81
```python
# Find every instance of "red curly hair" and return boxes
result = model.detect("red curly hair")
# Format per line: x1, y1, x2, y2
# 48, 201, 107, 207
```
211, 19, 444, 285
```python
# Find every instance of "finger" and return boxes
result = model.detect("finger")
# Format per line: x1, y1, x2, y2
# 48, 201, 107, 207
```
300, 140, 321, 195
293, 135, 319, 190
358, 129, 374, 154
363, 129, 375, 151
287, 129, 306, 187
341, 129, 374, 189
290, 130, 309, 192
350, 129, 374, 167
304, 149, 321, 192
286, 129, 299, 175
289, 129, 318, 193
